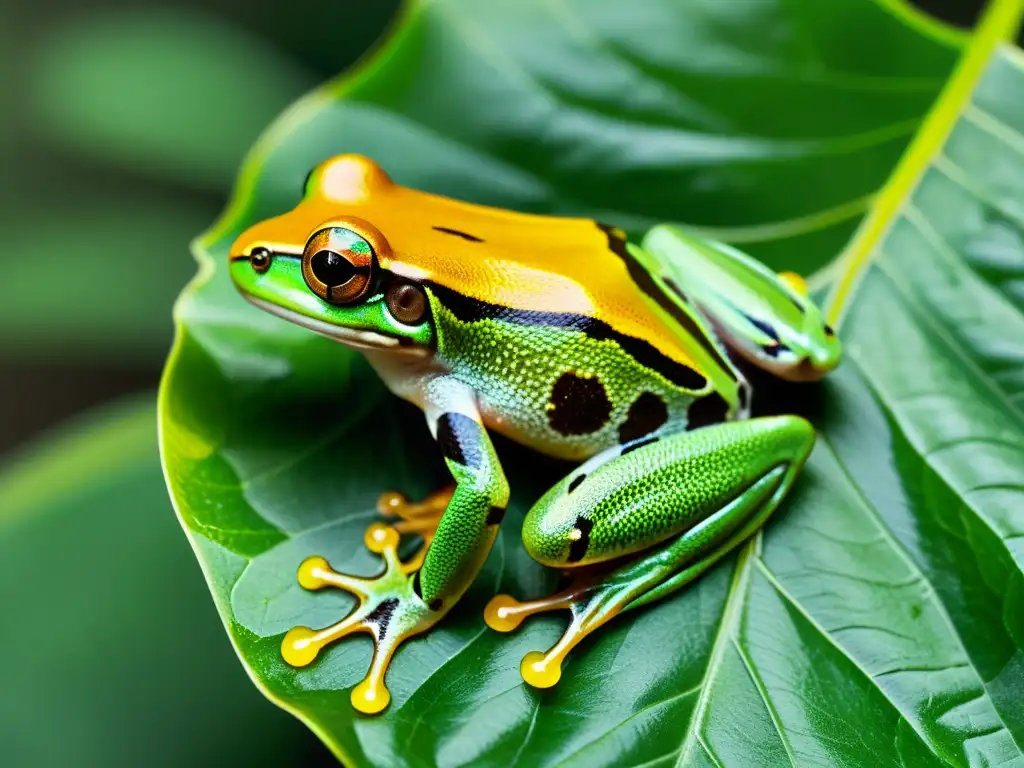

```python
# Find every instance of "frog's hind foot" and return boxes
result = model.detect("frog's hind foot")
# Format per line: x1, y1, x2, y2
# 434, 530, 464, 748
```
367, 486, 454, 572
282, 525, 440, 715
485, 573, 623, 689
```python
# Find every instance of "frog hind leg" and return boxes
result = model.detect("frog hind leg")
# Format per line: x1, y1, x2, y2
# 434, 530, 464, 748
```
485, 415, 814, 688
639, 224, 841, 382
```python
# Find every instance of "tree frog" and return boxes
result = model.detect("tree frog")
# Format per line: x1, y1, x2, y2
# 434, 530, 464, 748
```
229, 155, 840, 715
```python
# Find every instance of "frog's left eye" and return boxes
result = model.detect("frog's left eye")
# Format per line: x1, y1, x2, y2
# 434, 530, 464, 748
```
302, 227, 374, 304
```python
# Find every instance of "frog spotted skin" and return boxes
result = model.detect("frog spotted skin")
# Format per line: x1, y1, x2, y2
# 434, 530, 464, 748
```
228, 154, 840, 713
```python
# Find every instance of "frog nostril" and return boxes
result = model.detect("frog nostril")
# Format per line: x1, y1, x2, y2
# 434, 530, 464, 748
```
250, 247, 271, 273
310, 249, 356, 286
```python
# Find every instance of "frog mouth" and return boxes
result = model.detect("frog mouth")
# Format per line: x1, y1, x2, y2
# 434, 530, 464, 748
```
244, 295, 427, 356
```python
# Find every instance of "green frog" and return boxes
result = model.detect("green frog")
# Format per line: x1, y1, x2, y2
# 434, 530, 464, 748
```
228, 154, 840, 714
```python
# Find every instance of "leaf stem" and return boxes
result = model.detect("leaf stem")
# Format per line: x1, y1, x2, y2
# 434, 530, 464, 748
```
825, 0, 1024, 326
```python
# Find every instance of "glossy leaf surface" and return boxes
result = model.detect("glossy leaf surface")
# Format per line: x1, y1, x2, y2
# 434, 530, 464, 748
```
199, 0, 961, 278
160, 0, 1024, 765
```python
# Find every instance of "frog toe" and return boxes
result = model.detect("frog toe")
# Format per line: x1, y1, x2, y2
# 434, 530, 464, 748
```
368, 486, 454, 572
282, 523, 441, 715
485, 575, 624, 690
777, 270, 808, 296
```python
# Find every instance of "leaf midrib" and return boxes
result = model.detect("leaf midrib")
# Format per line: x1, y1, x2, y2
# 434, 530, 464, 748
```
674, 538, 758, 767
826, 0, 1024, 324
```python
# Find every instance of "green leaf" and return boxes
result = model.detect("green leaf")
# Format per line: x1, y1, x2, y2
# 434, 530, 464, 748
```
203, 0, 963, 279
26, 6, 313, 191
159, 0, 1024, 765
0, 4, 13, 160
0, 398, 326, 766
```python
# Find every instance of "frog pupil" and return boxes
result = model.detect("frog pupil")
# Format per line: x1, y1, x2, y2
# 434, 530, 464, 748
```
311, 249, 356, 286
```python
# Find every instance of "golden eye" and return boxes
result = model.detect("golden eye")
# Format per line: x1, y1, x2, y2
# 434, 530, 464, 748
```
301, 227, 374, 304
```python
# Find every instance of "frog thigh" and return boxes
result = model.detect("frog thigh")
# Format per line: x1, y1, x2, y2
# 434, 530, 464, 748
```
490, 415, 814, 689
521, 415, 815, 568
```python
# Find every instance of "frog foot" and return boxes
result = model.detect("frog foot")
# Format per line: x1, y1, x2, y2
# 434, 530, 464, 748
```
371, 486, 453, 572
281, 525, 442, 715
485, 573, 623, 690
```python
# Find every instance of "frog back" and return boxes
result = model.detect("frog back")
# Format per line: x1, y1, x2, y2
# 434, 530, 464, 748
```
251, 155, 746, 457
305, 156, 741, 397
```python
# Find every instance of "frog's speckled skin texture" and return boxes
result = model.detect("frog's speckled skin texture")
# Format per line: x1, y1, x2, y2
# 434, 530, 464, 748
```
523, 416, 815, 566
227, 155, 840, 711
429, 293, 712, 462
419, 403, 508, 606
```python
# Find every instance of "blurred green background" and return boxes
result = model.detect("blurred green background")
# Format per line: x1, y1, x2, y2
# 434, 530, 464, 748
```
0, 0, 1015, 765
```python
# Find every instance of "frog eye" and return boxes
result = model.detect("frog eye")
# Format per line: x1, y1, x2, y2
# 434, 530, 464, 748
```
301, 227, 374, 304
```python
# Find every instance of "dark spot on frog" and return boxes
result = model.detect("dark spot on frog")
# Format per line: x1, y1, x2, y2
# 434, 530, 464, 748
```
743, 312, 791, 359
618, 391, 668, 443
485, 505, 506, 525
433, 226, 484, 243
567, 474, 586, 494
567, 516, 594, 563
548, 372, 612, 436
428, 598, 443, 611
621, 436, 658, 456
688, 392, 729, 429
745, 313, 780, 343
738, 381, 752, 414
910, 603, 922, 619
365, 597, 400, 637
436, 412, 483, 468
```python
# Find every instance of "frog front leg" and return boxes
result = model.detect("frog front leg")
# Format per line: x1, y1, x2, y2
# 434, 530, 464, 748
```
283, 376, 508, 713
485, 415, 813, 688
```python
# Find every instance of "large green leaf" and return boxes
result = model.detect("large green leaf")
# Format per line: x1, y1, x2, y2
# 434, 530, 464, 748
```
0, 398, 328, 766
159, 0, 1024, 765
199, 0, 963, 279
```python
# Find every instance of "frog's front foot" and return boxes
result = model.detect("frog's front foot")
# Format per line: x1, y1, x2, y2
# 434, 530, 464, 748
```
281, 488, 453, 715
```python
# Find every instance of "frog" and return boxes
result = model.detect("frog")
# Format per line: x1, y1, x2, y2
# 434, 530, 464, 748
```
228, 154, 840, 715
